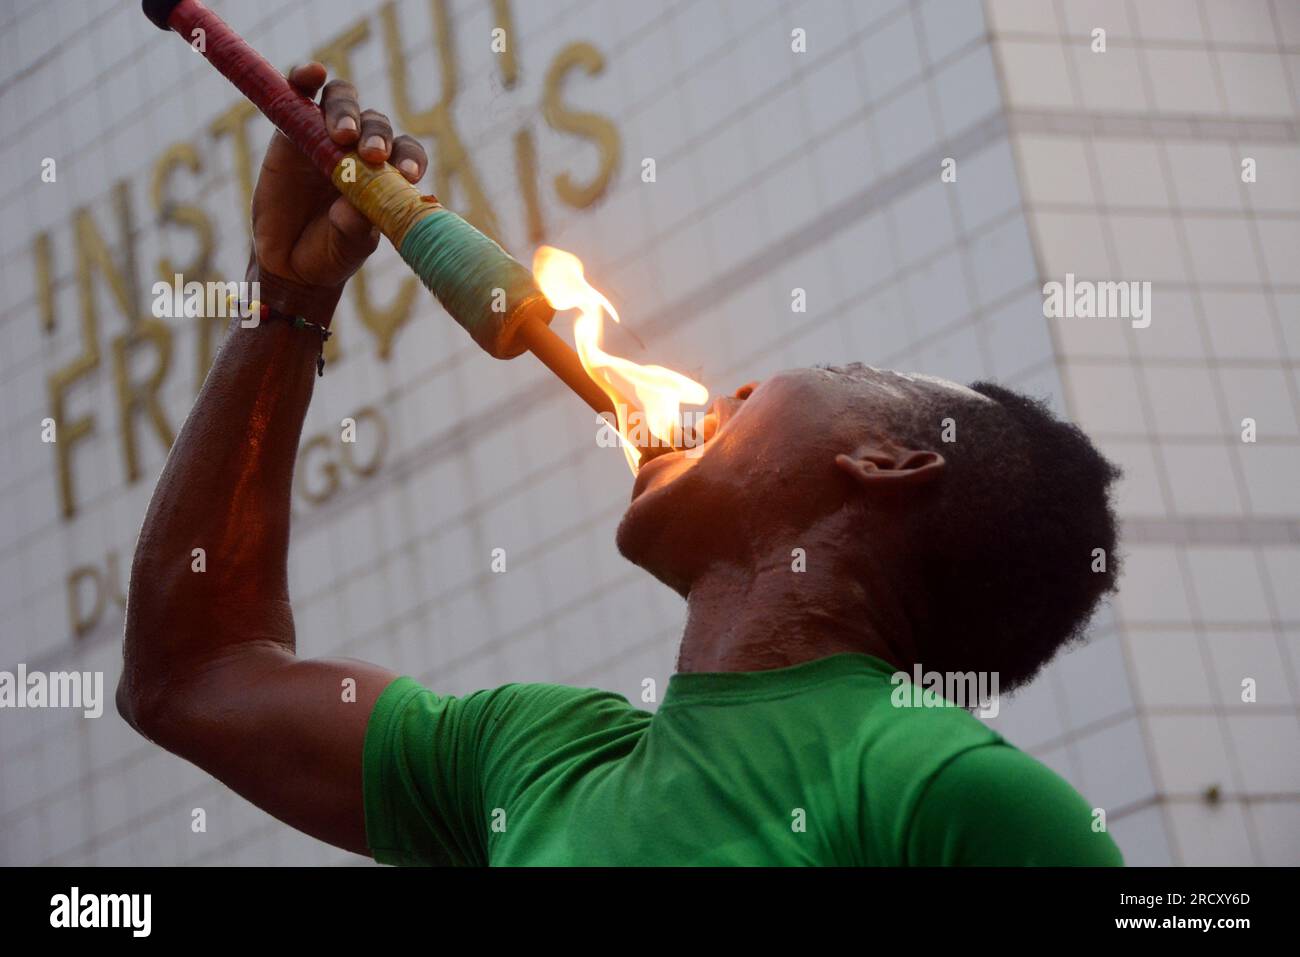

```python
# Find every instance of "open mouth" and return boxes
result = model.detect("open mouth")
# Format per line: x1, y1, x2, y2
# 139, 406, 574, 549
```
628, 405, 729, 500
636, 407, 722, 464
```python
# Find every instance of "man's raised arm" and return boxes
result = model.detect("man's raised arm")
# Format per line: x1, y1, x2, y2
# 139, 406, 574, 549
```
117, 64, 428, 856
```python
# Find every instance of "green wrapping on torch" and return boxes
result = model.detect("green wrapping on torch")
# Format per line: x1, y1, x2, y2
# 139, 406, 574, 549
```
398, 209, 549, 359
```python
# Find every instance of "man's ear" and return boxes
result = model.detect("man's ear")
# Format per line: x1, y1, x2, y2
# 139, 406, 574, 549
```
834, 441, 946, 489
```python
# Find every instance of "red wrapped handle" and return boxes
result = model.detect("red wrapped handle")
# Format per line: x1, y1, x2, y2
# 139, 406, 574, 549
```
148, 0, 345, 177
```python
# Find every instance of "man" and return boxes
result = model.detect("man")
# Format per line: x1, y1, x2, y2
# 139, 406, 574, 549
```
120, 65, 1124, 867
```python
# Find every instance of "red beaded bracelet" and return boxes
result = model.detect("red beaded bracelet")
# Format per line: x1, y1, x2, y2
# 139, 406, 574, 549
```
229, 297, 333, 376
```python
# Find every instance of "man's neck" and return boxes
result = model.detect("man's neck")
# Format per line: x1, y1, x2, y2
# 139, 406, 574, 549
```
673, 534, 913, 675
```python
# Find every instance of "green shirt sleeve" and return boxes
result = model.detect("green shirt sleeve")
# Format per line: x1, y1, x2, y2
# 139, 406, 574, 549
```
361, 675, 644, 866
906, 744, 1124, 866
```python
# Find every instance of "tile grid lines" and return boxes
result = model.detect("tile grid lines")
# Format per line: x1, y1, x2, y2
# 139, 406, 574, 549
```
0, 0, 598, 330
11, 160, 1035, 674
6, 275, 1059, 826
1008, 110, 1298, 142
41, 597, 684, 865
1227, 0, 1300, 729
12, 477, 1295, 855
0, 0, 780, 327
11, 203, 1041, 692
784, 1, 847, 349
1005, 0, 1139, 854
170, 650, 1300, 866
1077, 431, 1299, 447
176, 678, 1300, 866
38, 621, 675, 865
848, 33, 922, 363
1110, 0, 1241, 866
0, 0, 984, 539
12, 0, 1300, 868
921, 0, 1103, 794
1187, 9, 1298, 834
911, 0, 999, 379
11, 342, 1088, 847
985, 0, 1101, 798
0, 14, 993, 616
1272, 0, 1300, 121
0, 0, 935, 351
1118, 0, 1287, 864
0, 104, 1016, 653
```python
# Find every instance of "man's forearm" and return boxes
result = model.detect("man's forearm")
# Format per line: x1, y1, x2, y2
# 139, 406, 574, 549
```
119, 270, 339, 726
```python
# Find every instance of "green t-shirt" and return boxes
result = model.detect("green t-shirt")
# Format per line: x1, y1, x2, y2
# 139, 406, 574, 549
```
362, 652, 1123, 866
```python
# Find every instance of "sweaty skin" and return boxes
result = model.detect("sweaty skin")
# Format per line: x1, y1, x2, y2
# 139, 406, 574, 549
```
119, 69, 970, 859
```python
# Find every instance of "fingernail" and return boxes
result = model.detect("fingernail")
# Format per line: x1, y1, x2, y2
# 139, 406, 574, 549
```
364, 135, 386, 153
337, 115, 357, 132
399, 159, 419, 178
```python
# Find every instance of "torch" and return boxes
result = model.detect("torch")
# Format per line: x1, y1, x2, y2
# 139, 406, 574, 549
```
142, 0, 692, 463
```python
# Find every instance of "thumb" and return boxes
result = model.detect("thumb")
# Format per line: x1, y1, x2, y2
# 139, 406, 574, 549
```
326, 195, 381, 273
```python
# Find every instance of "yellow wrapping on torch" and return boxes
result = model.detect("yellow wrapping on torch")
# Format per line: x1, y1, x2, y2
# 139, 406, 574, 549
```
330, 153, 438, 248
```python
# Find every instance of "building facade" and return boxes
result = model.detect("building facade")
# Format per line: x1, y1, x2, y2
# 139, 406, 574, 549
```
0, 0, 1295, 865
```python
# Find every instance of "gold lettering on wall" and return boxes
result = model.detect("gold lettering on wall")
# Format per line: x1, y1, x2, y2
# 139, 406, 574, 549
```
544, 42, 620, 209
112, 318, 176, 484
67, 564, 105, 638
313, 17, 369, 82
491, 0, 519, 89
340, 405, 388, 477
76, 183, 138, 321
35, 232, 55, 334
382, 0, 502, 241
350, 269, 420, 360
209, 100, 260, 213
66, 550, 127, 638
151, 142, 222, 387
38, 2, 625, 530
514, 128, 545, 246
50, 183, 140, 518
295, 433, 339, 505
294, 406, 389, 506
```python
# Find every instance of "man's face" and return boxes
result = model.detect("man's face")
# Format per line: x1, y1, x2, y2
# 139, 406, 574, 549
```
615, 365, 981, 594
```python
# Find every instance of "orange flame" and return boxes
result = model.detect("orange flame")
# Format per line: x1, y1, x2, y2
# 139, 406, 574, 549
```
533, 246, 708, 473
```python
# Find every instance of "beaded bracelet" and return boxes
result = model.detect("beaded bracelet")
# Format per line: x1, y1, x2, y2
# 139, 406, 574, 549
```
228, 296, 333, 376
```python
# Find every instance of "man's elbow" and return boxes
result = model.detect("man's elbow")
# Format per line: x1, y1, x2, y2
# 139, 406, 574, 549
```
116, 631, 175, 742
116, 669, 161, 739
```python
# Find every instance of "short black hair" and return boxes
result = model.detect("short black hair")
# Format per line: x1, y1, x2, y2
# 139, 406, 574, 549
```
872, 376, 1122, 692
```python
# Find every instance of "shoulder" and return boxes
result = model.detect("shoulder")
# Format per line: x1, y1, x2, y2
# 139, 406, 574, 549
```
854, 693, 1000, 853
377, 677, 652, 766
471, 681, 650, 739
376, 676, 648, 739
907, 743, 1124, 866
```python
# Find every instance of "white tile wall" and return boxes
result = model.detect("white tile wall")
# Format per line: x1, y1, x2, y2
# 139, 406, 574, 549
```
0, 0, 1293, 867
991, 0, 1300, 864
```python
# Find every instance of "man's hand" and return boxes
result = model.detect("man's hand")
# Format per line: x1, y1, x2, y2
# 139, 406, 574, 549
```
251, 62, 428, 303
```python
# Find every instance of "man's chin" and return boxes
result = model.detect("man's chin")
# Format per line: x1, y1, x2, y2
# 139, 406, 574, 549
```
617, 468, 688, 586
614, 509, 690, 598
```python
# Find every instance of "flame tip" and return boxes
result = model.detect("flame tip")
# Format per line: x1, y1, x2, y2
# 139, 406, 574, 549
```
532, 245, 708, 475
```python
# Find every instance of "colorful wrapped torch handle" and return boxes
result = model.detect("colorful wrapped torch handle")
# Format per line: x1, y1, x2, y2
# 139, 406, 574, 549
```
142, 0, 616, 420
